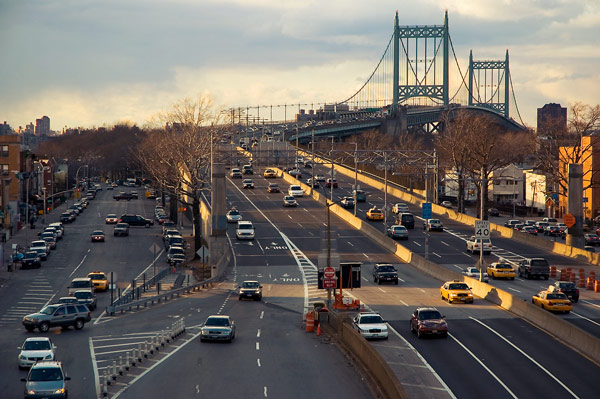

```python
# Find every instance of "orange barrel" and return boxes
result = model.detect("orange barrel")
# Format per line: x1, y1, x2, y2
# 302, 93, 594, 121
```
590, 271, 596, 279
550, 266, 557, 278
579, 268, 585, 275
578, 277, 586, 288
567, 267, 573, 272
587, 277, 595, 290
305, 312, 314, 333
559, 269, 566, 281
570, 273, 577, 283
595, 280, 600, 293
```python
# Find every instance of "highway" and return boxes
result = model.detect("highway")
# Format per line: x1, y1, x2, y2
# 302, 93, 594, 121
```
225, 165, 600, 398
289, 159, 600, 339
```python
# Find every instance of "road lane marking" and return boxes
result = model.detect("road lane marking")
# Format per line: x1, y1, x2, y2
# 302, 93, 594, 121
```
362, 252, 369, 258
90, 337, 101, 399
581, 299, 600, 308
260, 311, 264, 319
362, 277, 368, 282
433, 252, 442, 258
571, 311, 600, 327
378, 288, 386, 293
452, 265, 463, 270
257, 329, 261, 338
264, 386, 268, 397
256, 342, 260, 350
419, 289, 426, 293
398, 299, 409, 306
507, 287, 521, 293
347, 241, 354, 246
257, 358, 261, 367
448, 333, 518, 398
413, 242, 421, 247
470, 317, 581, 398
441, 241, 451, 246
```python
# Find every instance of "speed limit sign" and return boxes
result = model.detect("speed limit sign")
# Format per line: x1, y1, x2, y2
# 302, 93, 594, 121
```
475, 220, 490, 238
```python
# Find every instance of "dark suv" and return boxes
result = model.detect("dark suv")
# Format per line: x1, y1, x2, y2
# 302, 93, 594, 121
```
22, 303, 91, 332
396, 213, 415, 229
372, 263, 399, 285
119, 214, 154, 227
518, 258, 550, 280
22, 361, 71, 399
550, 281, 579, 302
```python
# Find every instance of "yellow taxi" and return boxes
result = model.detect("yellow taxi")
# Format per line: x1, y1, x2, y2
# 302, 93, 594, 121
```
440, 280, 474, 304
263, 169, 277, 178
366, 207, 384, 221
486, 262, 516, 280
87, 271, 108, 292
531, 290, 572, 313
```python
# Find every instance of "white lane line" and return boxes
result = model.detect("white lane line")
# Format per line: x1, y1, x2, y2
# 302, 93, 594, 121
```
581, 299, 600, 309
413, 242, 422, 247
264, 386, 268, 397
470, 317, 581, 399
362, 253, 369, 258
90, 338, 101, 399
260, 311, 264, 320
507, 287, 521, 293
347, 241, 354, 247
452, 265, 463, 270
389, 325, 456, 398
419, 289, 426, 293
398, 299, 409, 307
433, 252, 442, 258
571, 312, 600, 327
257, 329, 261, 338
378, 288, 386, 293
256, 342, 260, 351
257, 240, 264, 253
441, 241, 451, 246
257, 358, 261, 367
362, 277, 369, 282
448, 333, 518, 398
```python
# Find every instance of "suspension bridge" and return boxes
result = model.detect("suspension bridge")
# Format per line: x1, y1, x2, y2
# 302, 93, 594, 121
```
232, 11, 527, 143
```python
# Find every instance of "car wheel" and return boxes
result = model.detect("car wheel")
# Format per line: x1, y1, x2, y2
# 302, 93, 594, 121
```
544, 275, 549, 280
39, 322, 50, 333
145, 223, 150, 228
378, 280, 382, 285
74, 319, 85, 330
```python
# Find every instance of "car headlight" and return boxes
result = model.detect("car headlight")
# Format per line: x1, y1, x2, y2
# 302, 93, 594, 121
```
450, 293, 457, 297
201, 330, 208, 335
467, 293, 473, 296
23, 317, 34, 322
20, 354, 26, 359
53, 388, 65, 394
27, 389, 36, 395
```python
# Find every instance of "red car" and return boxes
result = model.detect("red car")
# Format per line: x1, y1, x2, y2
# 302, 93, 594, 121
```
90, 230, 105, 242
325, 178, 338, 188
410, 307, 448, 338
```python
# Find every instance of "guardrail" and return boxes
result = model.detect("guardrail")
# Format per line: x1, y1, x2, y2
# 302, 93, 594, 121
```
110, 267, 171, 308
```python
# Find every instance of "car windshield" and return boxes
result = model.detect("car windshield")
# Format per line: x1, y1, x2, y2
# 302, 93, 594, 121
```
228, 210, 239, 216
74, 291, 92, 299
92, 231, 103, 235
359, 315, 384, 324
547, 293, 567, 300
169, 247, 185, 254
23, 340, 51, 351
29, 367, 63, 381
107, 214, 116, 218
558, 282, 575, 289
39, 305, 58, 315
378, 265, 395, 272
24, 252, 38, 259
269, 184, 278, 188
419, 311, 442, 320
88, 274, 105, 280
429, 219, 440, 223
116, 223, 128, 228
205, 317, 230, 327
496, 264, 513, 270
242, 282, 260, 289
72, 281, 89, 288
449, 283, 469, 290
285, 196, 294, 200
393, 227, 405, 232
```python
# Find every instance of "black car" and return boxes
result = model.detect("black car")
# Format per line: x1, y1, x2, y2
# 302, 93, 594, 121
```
113, 192, 134, 201
488, 208, 500, 217
60, 212, 74, 223
21, 251, 41, 269
372, 263, 399, 285
396, 213, 415, 229
119, 214, 154, 227
340, 196, 355, 209
550, 281, 579, 302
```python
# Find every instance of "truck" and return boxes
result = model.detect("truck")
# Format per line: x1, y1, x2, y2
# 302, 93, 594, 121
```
517, 258, 550, 280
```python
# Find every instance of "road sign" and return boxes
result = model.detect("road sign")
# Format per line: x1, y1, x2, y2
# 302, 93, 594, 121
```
422, 202, 432, 220
323, 278, 336, 289
545, 198, 554, 207
475, 220, 490, 239
196, 245, 209, 263
324, 267, 335, 279
564, 213, 576, 228
149, 243, 161, 255
583, 197, 588, 203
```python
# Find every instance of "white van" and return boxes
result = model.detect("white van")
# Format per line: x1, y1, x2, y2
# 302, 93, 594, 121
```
288, 185, 304, 197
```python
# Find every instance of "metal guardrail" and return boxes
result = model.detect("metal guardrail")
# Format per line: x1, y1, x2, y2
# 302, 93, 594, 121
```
106, 275, 219, 315
111, 267, 171, 308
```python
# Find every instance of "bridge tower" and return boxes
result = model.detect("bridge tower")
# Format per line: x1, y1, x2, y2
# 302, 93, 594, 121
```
468, 50, 510, 118
392, 10, 449, 111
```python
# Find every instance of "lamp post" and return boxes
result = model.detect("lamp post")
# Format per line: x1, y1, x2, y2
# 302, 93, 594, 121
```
350, 142, 358, 216
74, 165, 88, 204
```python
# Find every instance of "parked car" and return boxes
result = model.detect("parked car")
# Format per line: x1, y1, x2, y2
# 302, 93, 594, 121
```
21, 361, 71, 399
22, 303, 91, 332
352, 313, 388, 339
441, 200, 453, 208
60, 212, 74, 223
410, 307, 448, 338
167, 246, 186, 264
21, 251, 42, 269
200, 315, 235, 342
18, 337, 56, 369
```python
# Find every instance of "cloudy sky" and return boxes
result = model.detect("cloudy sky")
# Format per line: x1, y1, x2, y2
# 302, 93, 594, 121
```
1, 0, 598, 130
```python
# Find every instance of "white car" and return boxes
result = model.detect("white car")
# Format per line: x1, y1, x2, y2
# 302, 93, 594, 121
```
283, 195, 298, 207
18, 337, 56, 368
30, 240, 50, 256
462, 267, 489, 282
352, 313, 388, 340
441, 200, 453, 208
236, 221, 255, 240
48, 223, 64, 238
226, 209, 242, 223
288, 185, 304, 197
392, 203, 409, 214
466, 236, 492, 255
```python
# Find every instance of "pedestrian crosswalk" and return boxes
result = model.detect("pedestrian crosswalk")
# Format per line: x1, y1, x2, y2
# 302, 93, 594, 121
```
0, 273, 55, 325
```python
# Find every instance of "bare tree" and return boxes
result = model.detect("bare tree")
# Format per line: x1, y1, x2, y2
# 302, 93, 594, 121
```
136, 95, 224, 252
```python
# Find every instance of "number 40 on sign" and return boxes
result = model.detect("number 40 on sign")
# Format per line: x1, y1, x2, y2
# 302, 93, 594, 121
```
475, 220, 490, 238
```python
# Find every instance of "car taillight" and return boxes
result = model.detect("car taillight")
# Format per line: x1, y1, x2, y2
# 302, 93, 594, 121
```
576, 289, 580, 294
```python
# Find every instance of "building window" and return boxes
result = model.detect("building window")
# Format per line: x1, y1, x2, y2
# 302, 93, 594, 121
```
0, 145, 7, 157
1, 164, 8, 175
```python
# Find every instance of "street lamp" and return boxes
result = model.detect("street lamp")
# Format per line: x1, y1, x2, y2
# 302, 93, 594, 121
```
350, 142, 358, 216
74, 165, 88, 204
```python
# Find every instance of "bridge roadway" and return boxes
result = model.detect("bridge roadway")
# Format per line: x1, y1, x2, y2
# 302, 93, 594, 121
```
225, 165, 599, 398
0, 188, 373, 399
292, 161, 600, 340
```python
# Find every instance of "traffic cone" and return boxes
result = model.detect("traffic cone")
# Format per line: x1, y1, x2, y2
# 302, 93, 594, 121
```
316, 324, 321, 336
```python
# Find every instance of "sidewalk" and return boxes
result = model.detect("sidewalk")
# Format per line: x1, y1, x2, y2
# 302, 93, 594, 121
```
0, 198, 73, 288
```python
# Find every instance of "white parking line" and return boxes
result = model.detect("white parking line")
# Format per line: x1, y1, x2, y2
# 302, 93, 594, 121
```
470, 317, 580, 398
378, 288, 386, 293
398, 299, 409, 306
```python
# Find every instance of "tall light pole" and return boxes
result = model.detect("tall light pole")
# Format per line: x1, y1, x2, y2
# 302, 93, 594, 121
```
74, 165, 88, 204
350, 142, 358, 216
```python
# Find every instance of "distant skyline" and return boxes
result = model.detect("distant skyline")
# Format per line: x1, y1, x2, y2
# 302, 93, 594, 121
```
1, 0, 598, 130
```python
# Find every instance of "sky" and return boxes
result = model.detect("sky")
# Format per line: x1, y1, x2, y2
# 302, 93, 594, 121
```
1, 0, 598, 131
